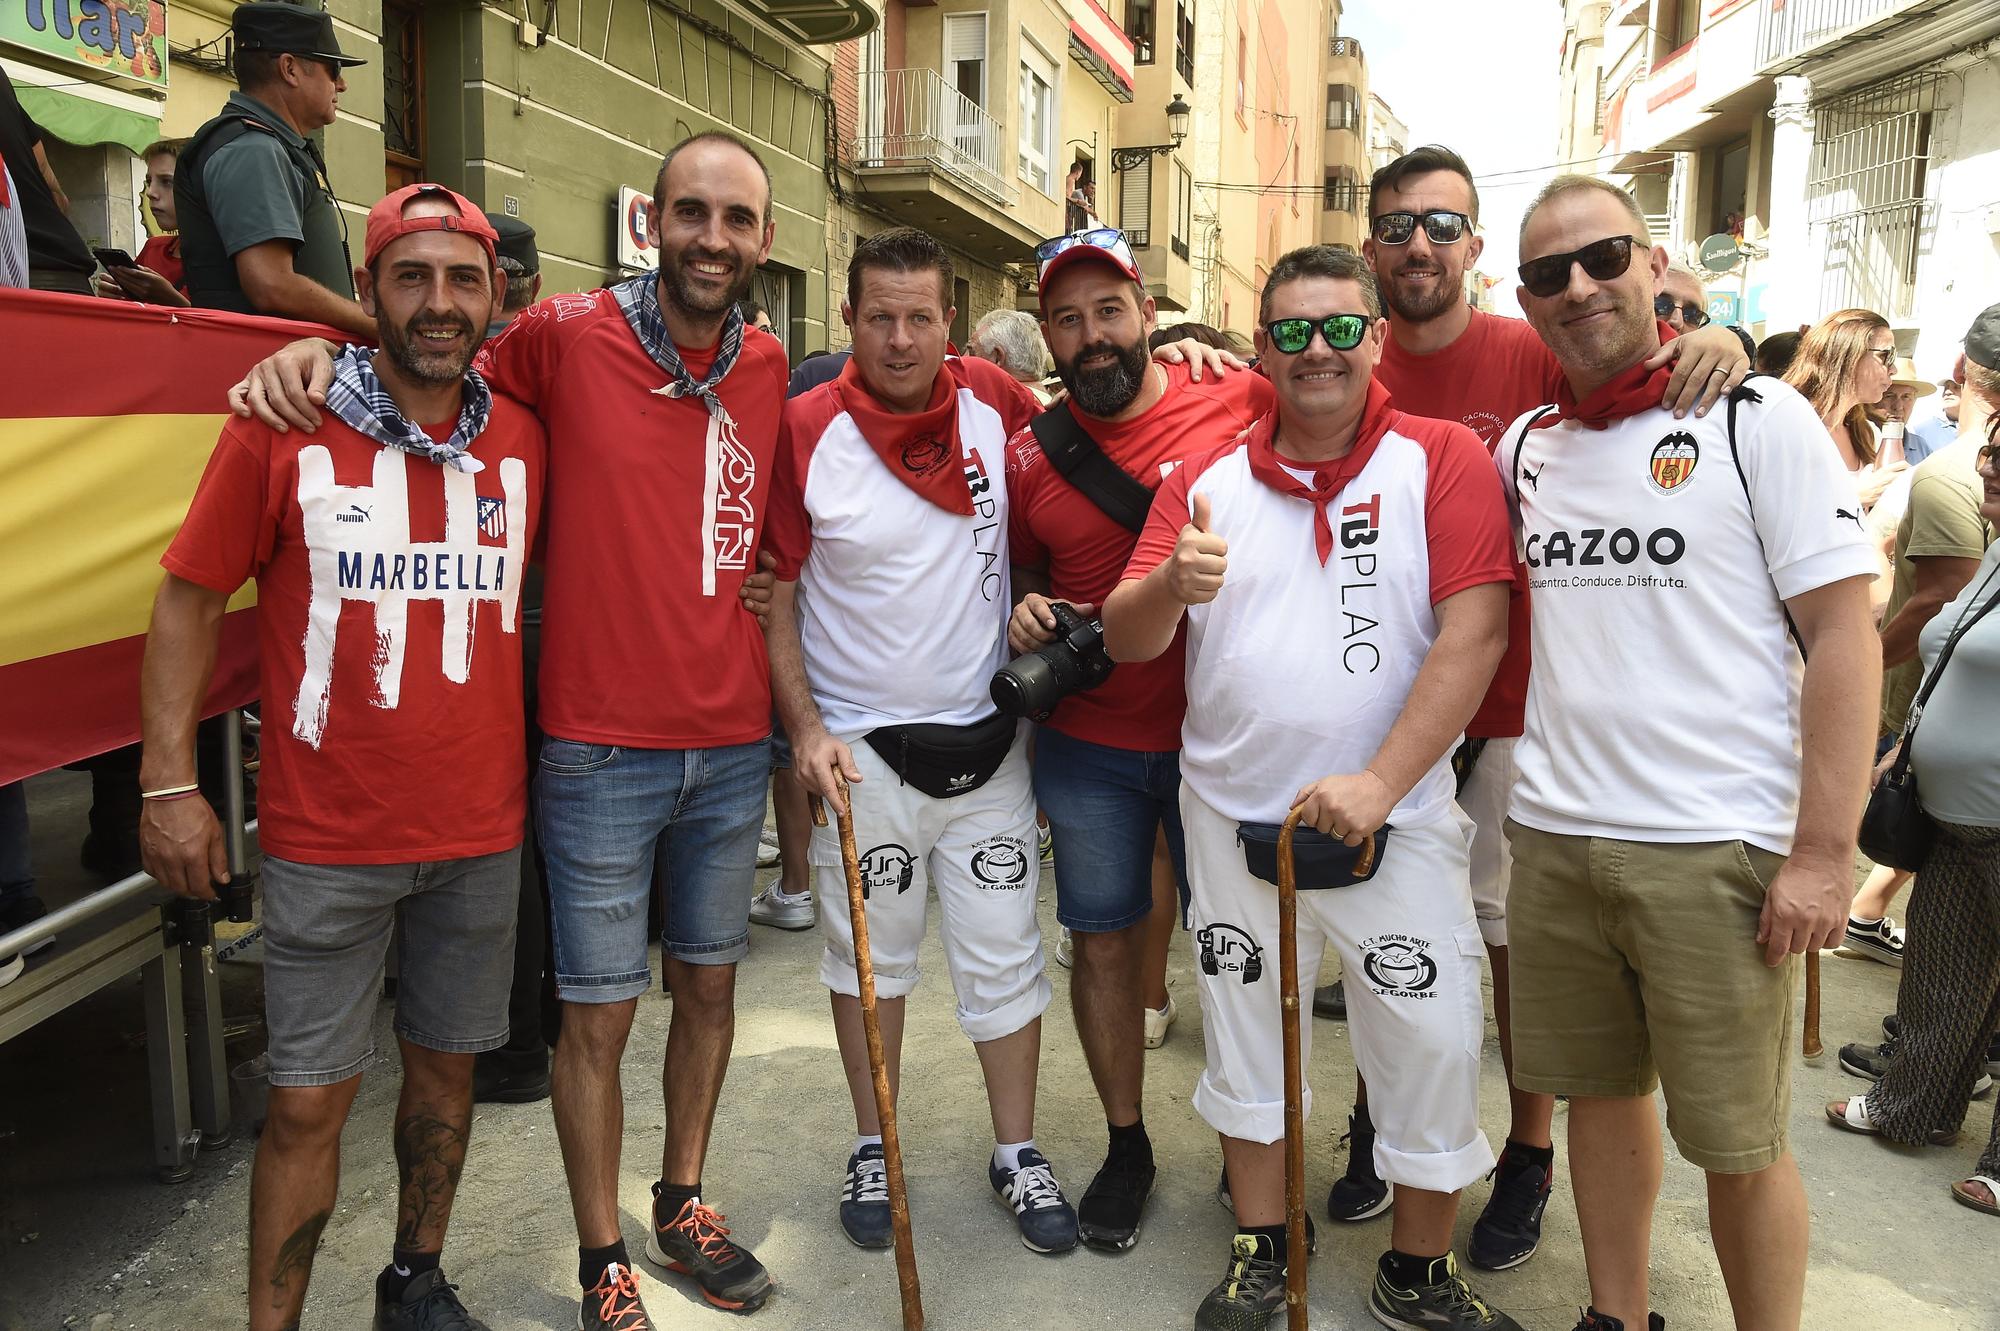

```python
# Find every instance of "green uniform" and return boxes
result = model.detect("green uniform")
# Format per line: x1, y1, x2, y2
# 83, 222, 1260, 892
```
175, 91, 353, 312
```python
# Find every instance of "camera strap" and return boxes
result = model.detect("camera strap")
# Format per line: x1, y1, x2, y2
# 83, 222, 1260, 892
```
1029, 405, 1157, 534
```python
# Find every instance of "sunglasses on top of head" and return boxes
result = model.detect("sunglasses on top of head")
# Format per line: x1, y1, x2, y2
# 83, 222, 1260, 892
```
1034, 227, 1134, 280
1370, 210, 1472, 246
1262, 313, 1375, 355
1517, 235, 1648, 299
1655, 294, 1710, 328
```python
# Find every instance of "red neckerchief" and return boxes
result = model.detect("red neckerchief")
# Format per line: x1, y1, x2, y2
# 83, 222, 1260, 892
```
1245, 378, 1400, 566
832, 356, 971, 516
0, 145, 10, 207
1530, 322, 1677, 431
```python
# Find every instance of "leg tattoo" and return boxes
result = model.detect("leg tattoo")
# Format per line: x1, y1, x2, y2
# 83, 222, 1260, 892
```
268, 1210, 330, 1313
394, 1110, 470, 1254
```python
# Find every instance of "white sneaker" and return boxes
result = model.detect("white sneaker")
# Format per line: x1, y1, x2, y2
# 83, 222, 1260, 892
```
1144, 995, 1176, 1049
0, 952, 22, 988
756, 828, 782, 869
1054, 927, 1073, 969
749, 884, 814, 930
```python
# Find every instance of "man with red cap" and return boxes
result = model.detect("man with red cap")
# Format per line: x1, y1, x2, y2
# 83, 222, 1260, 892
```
139, 183, 543, 1331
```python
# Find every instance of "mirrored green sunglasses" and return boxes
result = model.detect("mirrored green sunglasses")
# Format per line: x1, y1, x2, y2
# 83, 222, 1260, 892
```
1263, 313, 1374, 355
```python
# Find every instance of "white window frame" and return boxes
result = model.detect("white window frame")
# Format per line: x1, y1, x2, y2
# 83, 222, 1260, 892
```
1019, 37, 1059, 199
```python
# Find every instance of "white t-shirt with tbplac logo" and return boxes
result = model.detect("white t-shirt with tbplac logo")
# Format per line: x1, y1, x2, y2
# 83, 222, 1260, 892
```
1495, 376, 1878, 854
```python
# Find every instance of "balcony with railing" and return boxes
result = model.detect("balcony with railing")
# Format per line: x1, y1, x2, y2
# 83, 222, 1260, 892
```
846, 67, 1042, 266
1756, 0, 1931, 70
1329, 35, 1363, 60
849, 67, 1016, 206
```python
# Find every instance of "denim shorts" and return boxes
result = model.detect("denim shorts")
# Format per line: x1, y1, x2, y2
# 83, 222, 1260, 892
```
1031, 726, 1190, 933
261, 848, 521, 1087
535, 736, 769, 1001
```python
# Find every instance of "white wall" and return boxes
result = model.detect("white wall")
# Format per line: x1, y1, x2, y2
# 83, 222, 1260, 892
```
1907, 52, 2000, 377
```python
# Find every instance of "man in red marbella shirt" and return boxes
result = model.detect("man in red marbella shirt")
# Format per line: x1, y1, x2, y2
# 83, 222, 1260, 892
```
1317, 145, 1753, 1265
225, 133, 790, 1331
763, 228, 1080, 1255
1005, 228, 1269, 1252
140, 185, 540, 1331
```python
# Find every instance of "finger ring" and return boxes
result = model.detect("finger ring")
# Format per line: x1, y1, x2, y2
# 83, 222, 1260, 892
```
1712, 366, 1729, 376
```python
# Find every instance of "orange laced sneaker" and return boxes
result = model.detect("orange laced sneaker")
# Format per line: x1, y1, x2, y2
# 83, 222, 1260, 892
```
642, 1191, 774, 1314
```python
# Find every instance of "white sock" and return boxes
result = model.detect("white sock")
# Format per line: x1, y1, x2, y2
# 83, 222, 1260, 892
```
1851, 914, 1882, 925
994, 1138, 1036, 1172
854, 1133, 883, 1154
774, 884, 810, 901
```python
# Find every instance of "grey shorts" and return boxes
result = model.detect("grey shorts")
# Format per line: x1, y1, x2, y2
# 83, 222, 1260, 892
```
261, 848, 521, 1087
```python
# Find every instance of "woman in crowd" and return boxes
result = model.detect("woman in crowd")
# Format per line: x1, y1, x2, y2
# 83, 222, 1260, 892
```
1826, 419, 2000, 1222
1784, 307, 1909, 514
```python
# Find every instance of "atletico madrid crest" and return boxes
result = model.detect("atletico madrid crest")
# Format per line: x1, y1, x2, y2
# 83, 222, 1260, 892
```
477, 495, 507, 539
1648, 433, 1699, 495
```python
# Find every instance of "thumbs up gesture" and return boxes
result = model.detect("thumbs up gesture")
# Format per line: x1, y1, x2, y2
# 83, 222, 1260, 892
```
1168, 492, 1228, 605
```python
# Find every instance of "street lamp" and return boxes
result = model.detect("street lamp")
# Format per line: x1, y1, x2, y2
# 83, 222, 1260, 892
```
1111, 94, 1192, 172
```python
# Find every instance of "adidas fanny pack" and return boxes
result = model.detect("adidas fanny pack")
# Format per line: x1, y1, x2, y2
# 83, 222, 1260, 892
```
863, 713, 1017, 800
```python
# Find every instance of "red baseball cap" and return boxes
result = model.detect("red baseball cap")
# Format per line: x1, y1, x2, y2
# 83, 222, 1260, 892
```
1036, 228, 1144, 312
364, 184, 499, 268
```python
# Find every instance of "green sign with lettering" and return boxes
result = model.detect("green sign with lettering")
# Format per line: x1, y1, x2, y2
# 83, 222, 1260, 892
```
1, 1, 166, 88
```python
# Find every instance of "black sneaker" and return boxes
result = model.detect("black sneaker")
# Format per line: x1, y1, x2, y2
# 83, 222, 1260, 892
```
1467, 1148, 1552, 1271
1882, 1013, 2000, 1073
989, 1147, 1079, 1254
579, 1263, 654, 1330
0, 894, 54, 957
1843, 915, 1904, 967
1077, 1142, 1156, 1251
643, 1190, 773, 1313
1572, 1310, 1665, 1331
1369, 1252, 1522, 1330
471, 1049, 550, 1105
1328, 1109, 1393, 1222
1313, 980, 1347, 1020
1843, 1037, 1993, 1096
1194, 1232, 1287, 1331
840, 1144, 893, 1249
374, 1268, 490, 1330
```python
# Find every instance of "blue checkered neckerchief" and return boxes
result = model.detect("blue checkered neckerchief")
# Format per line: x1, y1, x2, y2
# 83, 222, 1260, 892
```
323, 345, 492, 474
610, 270, 744, 423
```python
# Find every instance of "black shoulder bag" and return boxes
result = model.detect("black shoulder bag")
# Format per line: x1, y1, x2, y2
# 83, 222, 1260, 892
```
1859, 563, 2000, 870
1028, 405, 1158, 533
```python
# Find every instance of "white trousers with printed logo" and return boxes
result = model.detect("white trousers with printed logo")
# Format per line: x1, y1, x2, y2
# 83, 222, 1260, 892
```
814, 731, 1052, 1043
1181, 784, 1495, 1195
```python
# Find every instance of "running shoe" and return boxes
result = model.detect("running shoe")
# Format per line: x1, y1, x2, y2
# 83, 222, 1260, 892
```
578, 1264, 653, 1331
1841, 1038, 1992, 1096
1467, 1148, 1552, 1271
748, 884, 814, 930
1369, 1252, 1523, 1330
840, 1144, 893, 1249
644, 1191, 773, 1313
1077, 1140, 1156, 1251
989, 1147, 1079, 1253
1054, 927, 1073, 969
1193, 1233, 1286, 1331
374, 1267, 490, 1331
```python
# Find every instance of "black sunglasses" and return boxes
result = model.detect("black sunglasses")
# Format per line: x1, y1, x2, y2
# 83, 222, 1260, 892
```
1517, 235, 1647, 299
1263, 313, 1374, 355
1370, 211, 1471, 246
1655, 294, 1710, 328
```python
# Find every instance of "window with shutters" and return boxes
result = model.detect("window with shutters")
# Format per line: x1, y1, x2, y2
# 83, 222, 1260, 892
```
1129, 0, 1155, 65
1019, 39, 1058, 197
1172, 162, 1191, 260
944, 13, 988, 108
1120, 156, 1152, 248
382, 0, 424, 191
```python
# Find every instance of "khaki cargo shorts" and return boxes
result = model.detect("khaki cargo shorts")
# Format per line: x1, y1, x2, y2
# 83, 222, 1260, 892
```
1506, 821, 1795, 1174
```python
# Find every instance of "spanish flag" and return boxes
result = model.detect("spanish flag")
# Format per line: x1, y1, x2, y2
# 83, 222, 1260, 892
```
0, 290, 344, 786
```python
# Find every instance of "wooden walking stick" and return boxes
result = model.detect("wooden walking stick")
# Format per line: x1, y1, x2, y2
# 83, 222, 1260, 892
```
1803, 951, 1823, 1058
1276, 807, 1379, 1331
811, 777, 923, 1331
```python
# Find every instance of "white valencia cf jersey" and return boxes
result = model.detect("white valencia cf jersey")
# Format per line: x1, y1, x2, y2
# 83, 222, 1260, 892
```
1496, 378, 1878, 853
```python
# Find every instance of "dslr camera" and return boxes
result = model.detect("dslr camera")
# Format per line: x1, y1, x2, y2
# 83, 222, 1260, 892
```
991, 601, 1116, 722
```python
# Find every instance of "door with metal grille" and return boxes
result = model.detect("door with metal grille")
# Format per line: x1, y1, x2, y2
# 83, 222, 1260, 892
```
1806, 70, 1944, 322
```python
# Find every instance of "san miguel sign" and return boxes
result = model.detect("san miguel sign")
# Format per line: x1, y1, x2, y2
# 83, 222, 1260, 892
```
2, 1, 168, 88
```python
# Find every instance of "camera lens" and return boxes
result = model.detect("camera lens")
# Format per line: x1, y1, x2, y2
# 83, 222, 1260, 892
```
992, 654, 1062, 720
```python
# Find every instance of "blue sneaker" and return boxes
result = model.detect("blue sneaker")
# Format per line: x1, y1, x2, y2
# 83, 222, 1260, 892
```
988, 1147, 1078, 1254
840, 1144, 893, 1249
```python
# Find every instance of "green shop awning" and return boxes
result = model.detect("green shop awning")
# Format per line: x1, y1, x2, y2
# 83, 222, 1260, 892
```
16, 83, 160, 156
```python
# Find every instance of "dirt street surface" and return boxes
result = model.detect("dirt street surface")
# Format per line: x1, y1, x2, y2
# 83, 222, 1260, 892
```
0, 774, 1987, 1330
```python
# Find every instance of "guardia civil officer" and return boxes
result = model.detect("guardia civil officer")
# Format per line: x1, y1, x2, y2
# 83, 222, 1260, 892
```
175, 2, 374, 338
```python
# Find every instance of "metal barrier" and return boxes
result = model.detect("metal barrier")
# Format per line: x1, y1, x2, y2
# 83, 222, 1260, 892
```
0, 710, 258, 1182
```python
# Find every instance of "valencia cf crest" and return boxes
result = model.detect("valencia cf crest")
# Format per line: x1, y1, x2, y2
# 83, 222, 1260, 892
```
1647, 432, 1699, 495
901, 434, 951, 476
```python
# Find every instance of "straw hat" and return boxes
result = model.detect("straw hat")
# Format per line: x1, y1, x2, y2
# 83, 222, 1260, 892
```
1889, 356, 1934, 396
